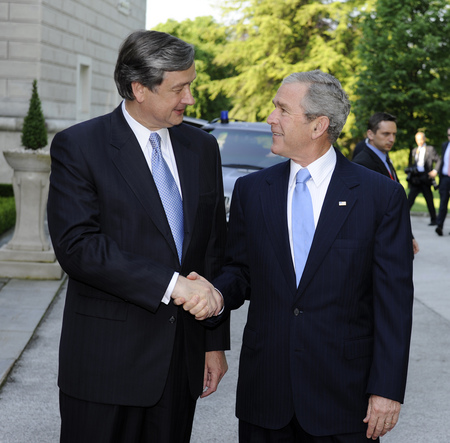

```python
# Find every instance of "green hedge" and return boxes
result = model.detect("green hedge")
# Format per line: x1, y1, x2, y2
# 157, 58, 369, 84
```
0, 184, 13, 197
0, 196, 16, 235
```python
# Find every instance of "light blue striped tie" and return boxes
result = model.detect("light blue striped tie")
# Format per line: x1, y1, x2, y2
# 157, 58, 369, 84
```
150, 132, 184, 263
292, 168, 315, 286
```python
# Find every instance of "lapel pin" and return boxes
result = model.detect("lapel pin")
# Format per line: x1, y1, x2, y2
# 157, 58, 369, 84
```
339, 201, 347, 206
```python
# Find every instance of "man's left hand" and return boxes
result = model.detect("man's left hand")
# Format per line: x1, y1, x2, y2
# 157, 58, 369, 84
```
200, 351, 228, 398
364, 394, 401, 440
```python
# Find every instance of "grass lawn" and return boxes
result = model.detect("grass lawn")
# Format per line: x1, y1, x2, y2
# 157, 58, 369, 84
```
409, 192, 440, 214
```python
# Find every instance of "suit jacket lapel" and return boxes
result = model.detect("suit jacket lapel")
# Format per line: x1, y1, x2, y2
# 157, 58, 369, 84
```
261, 161, 297, 288
110, 106, 179, 260
296, 150, 360, 298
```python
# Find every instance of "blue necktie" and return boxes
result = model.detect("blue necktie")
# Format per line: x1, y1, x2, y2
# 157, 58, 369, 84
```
292, 168, 315, 286
150, 132, 184, 263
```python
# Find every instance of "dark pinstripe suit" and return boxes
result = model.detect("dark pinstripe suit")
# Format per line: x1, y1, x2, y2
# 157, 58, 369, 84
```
214, 149, 413, 437
47, 105, 229, 409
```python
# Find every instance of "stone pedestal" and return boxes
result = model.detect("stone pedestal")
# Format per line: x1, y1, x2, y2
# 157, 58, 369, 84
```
0, 150, 63, 279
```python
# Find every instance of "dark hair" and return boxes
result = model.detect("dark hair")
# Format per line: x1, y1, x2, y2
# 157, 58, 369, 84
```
114, 30, 195, 100
282, 70, 351, 144
367, 112, 397, 133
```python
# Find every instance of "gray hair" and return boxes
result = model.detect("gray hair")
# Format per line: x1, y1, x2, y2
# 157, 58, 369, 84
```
282, 70, 350, 144
114, 30, 195, 100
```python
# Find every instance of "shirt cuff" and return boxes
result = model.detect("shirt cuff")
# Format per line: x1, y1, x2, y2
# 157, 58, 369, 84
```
161, 272, 179, 305
214, 287, 225, 315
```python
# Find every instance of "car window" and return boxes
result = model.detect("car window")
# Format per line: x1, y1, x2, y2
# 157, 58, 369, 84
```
210, 129, 285, 169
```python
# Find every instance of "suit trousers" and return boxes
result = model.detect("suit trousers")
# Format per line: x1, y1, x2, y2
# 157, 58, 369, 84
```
239, 417, 378, 443
407, 178, 436, 222
436, 175, 450, 228
59, 314, 197, 443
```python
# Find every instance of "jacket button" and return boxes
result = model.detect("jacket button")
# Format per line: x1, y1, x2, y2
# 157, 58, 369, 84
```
169, 316, 176, 323
294, 308, 302, 316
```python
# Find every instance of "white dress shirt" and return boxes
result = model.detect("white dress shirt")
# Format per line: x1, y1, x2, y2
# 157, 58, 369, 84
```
443, 142, 450, 177
287, 146, 336, 265
415, 145, 426, 172
121, 101, 179, 304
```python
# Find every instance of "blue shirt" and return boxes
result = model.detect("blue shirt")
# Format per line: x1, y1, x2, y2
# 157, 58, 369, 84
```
366, 142, 393, 178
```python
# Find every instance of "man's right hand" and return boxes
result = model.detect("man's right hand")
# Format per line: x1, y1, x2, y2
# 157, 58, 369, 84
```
171, 273, 223, 320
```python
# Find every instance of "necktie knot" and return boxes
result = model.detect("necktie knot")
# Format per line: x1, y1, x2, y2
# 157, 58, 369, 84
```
150, 132, 162, 153
296, 168, 311, 185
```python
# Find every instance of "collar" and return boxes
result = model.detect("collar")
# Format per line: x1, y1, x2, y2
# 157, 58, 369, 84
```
121, 100, 169, 151
366, 142, 388, 162
289, 146, 337, 188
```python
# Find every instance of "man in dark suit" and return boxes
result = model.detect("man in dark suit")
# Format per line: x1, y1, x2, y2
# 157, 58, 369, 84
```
435, 127, 450, 236
353, 112, 419, 254
406, 131, 440, 225
47, 30, 229, 443
190, 71, 414, 442
353, 112, 398, 180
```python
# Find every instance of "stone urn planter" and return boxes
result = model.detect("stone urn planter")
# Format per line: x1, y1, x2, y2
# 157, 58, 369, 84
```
2, 149, 51, 252
0, 149, 62, 279
0, 80, 62, 279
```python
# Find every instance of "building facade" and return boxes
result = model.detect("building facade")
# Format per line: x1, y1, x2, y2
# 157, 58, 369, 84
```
0, 0, 146, 182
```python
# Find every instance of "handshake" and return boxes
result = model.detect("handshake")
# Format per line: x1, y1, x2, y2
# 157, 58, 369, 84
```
171, 272, 223, 321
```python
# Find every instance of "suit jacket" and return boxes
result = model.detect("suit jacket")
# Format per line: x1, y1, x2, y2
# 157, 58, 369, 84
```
439, 141, 450, 176
47, 105, 229, 407
352, 138, 367, 159
213, 149, 413, 436
352, 144, 396, 181
409, 144, 441, 175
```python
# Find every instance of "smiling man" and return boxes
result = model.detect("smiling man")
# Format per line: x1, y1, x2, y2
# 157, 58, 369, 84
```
196, 71, 414, 442
47, 30, 229, 443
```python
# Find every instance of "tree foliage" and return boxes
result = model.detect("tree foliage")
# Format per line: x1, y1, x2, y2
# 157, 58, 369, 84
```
154, 17, 235, 121
354, 0, 450, 151
151, 0, 450, 155
207, 0, 367, 149
21, 79, 48, 150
